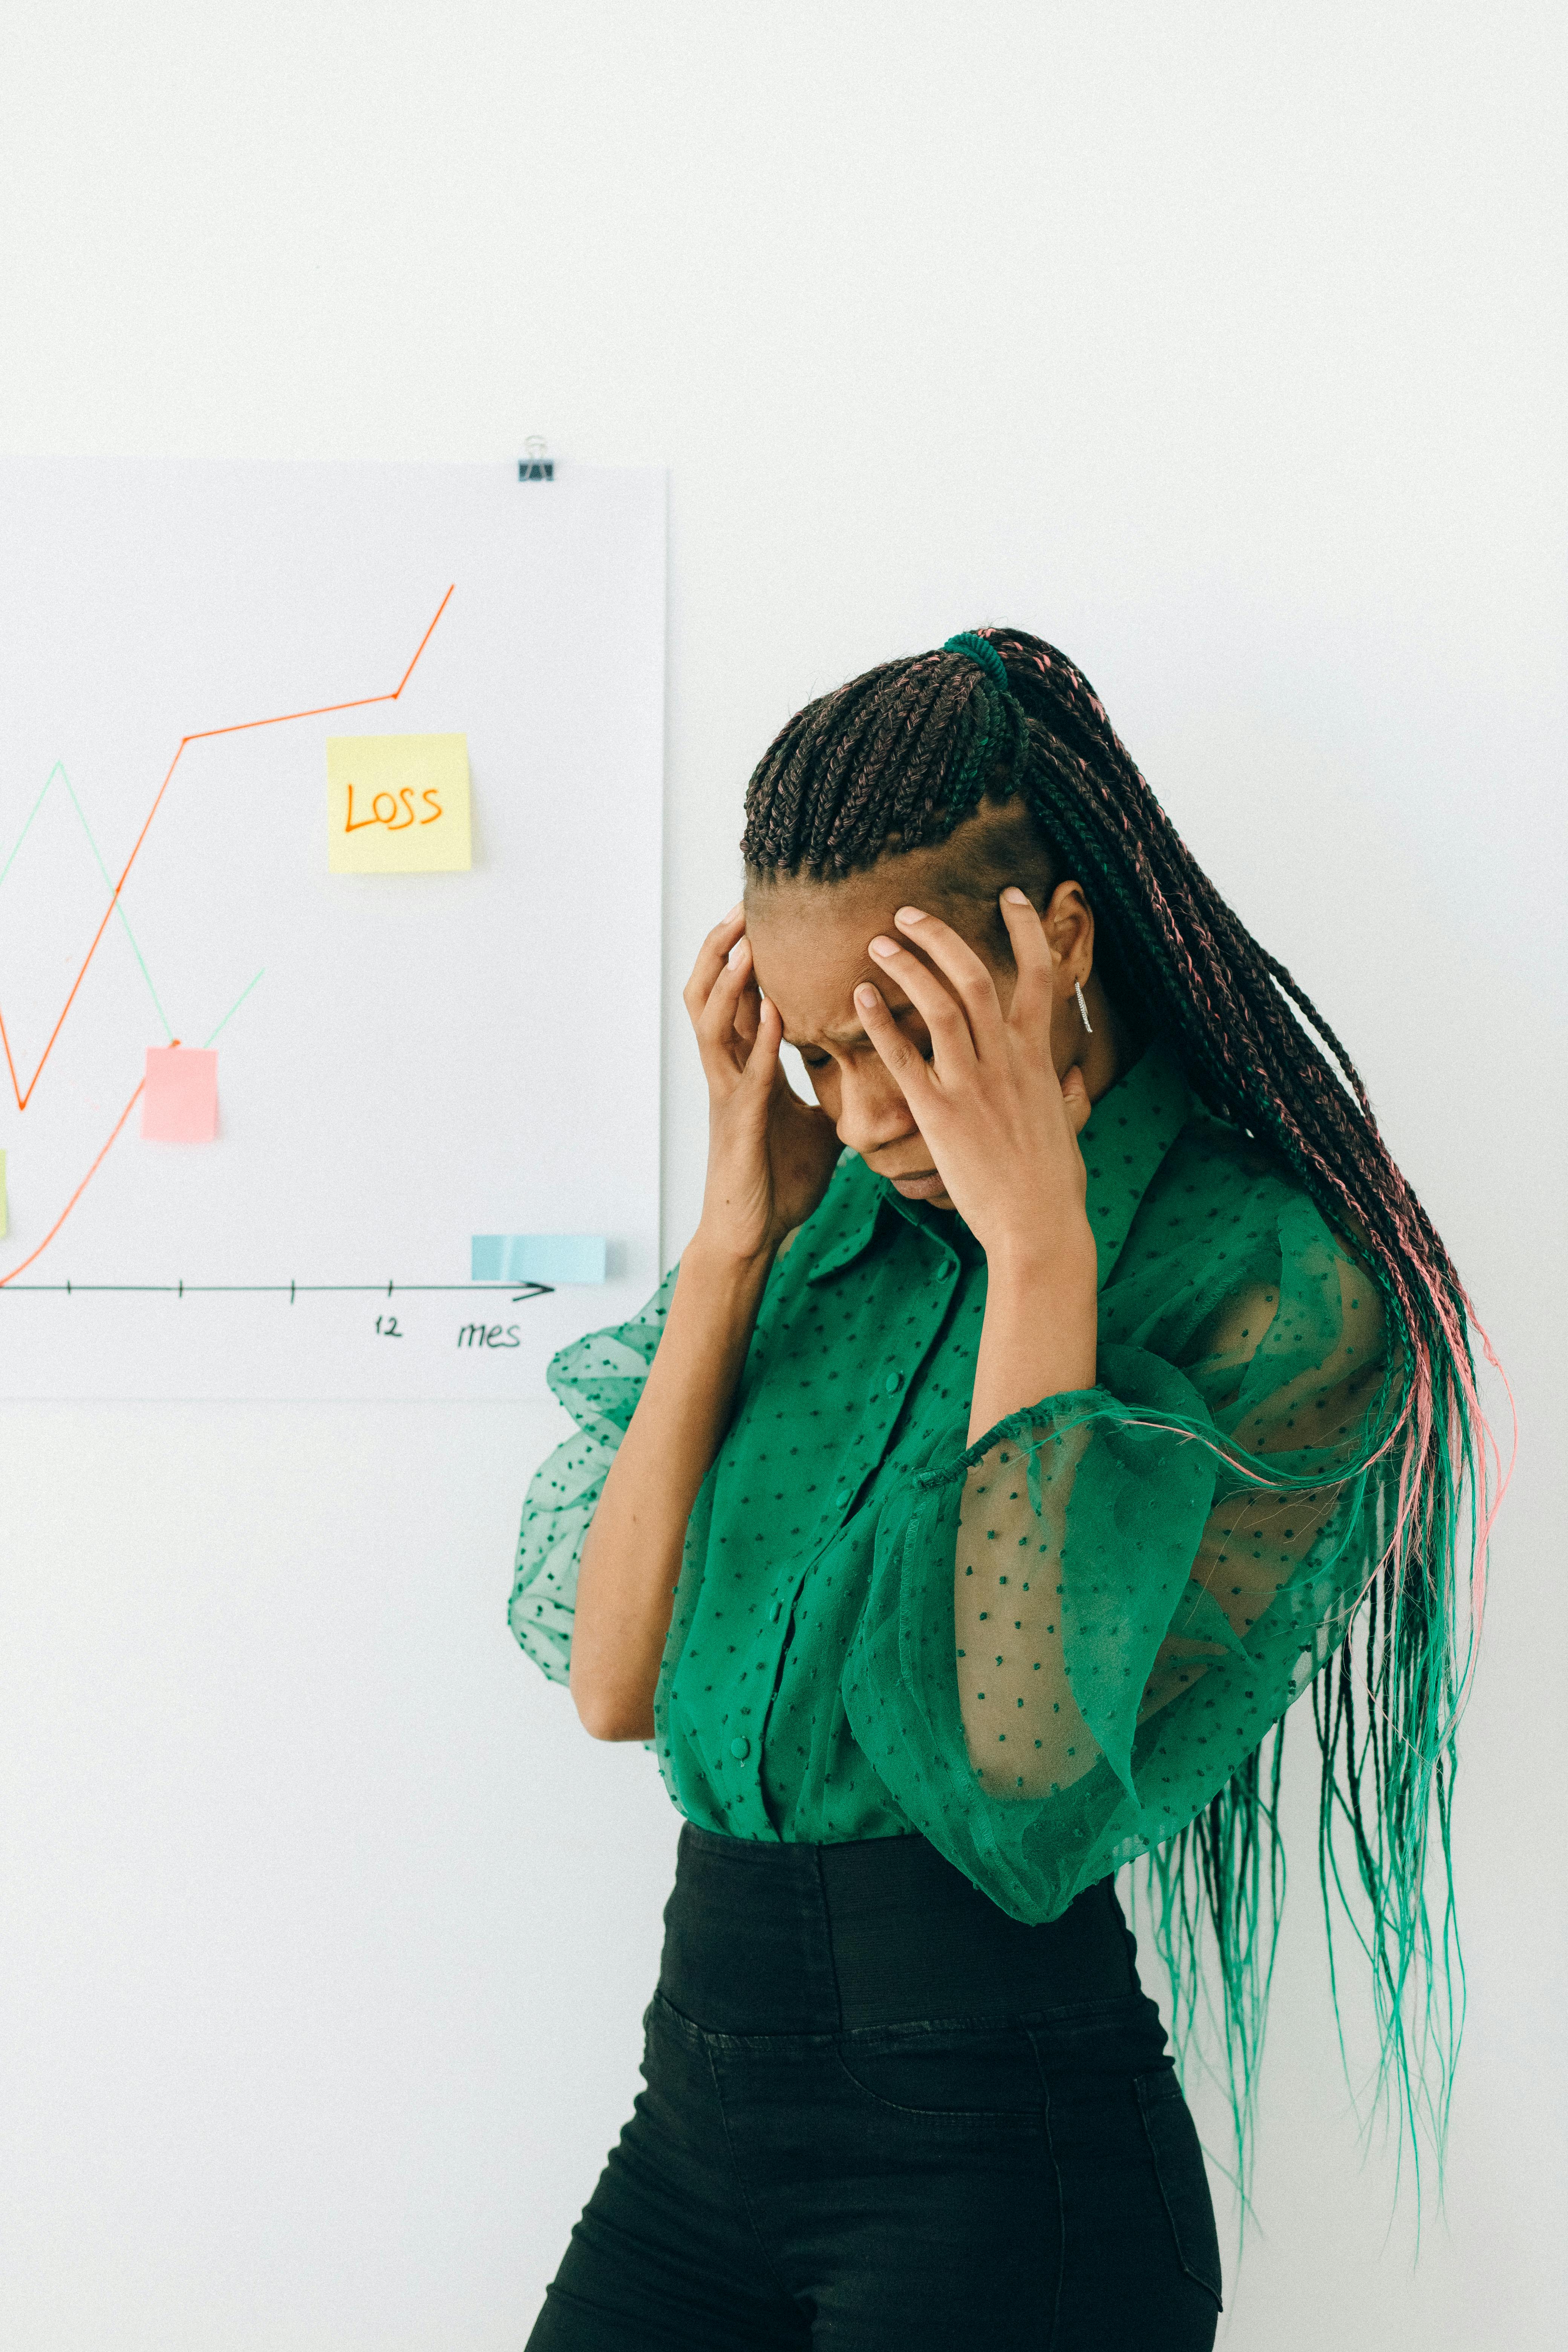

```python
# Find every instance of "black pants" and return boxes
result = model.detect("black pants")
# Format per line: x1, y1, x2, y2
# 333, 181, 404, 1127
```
527, 1824, 1222, 2350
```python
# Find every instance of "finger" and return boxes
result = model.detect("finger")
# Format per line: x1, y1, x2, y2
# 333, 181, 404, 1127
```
997, 887, 1055, 1032
742, 989, 783, 1093
1059, 1063, 1093, 1137
731, 941, 762, 1047
865, 935, 976, 1070
890, 906, 1005, 1052
681, 901, 747, 1021
682, 903, 747, 1024
854, 981, 934, 1108
692, 935, 758, 1078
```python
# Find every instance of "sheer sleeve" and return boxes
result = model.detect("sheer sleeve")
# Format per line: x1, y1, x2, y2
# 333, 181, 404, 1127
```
842, 1191, 1395, 1923
507, 1268, 677, 1685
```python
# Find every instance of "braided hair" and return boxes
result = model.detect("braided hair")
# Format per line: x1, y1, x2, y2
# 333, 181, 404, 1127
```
742, 625, 1502, 2196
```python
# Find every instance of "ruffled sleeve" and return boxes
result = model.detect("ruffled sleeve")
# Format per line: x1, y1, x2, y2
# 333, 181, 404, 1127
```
507, 1269, 677, 1686
841, 1189, 1396, 1923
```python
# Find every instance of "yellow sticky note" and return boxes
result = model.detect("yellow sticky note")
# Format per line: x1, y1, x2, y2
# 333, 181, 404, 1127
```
326, 733, 472, 873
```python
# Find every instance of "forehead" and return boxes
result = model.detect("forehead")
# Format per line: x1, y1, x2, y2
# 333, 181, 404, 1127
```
745, 855, 1001, 1044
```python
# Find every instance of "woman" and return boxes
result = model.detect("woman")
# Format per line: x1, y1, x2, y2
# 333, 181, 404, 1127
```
511, 629, 1494, 2349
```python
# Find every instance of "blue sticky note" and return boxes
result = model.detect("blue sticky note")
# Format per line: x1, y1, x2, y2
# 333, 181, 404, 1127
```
471, 1234, 607, 1284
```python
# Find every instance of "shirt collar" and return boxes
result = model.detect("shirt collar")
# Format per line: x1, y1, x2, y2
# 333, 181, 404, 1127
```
806, 1036, 1191, 1291
804, 1155, 893, 1284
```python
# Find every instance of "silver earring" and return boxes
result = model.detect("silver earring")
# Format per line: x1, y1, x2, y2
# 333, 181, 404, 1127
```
1074, 980, 1093, 1035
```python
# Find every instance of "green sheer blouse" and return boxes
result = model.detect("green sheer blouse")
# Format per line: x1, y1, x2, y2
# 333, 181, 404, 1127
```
510, 1038, 1395, 1925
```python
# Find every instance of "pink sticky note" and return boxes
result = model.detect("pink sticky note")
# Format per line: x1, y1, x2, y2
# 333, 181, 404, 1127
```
141, 1047, 218, 1142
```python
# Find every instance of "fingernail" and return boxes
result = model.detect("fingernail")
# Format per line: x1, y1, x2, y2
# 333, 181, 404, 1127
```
1001, 886, 1031, 905
868, 935, 897, 957
854, 985, 879, 1010
728, 938, 750, 966
894, 905, 926, 923
725, 900, 744, 919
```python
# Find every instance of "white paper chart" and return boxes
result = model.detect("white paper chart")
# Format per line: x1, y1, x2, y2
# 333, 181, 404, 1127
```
0, 459, 665, 1398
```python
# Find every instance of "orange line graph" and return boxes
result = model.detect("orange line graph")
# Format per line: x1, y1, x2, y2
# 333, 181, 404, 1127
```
0, 583, 453, 1114
0, 1078, 145, 1287
0, 586, 454, 1284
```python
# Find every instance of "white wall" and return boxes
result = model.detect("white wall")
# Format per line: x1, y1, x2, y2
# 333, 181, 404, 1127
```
0, 6, 1562, 2345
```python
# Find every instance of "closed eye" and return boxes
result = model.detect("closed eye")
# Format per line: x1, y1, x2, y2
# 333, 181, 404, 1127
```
794, 1007, 933, 1070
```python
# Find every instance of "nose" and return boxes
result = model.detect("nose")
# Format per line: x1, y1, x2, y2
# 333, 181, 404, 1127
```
833, 1060, 921, 1161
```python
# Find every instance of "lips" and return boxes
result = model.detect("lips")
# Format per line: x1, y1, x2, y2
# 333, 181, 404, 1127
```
885, 1169, 949, 1200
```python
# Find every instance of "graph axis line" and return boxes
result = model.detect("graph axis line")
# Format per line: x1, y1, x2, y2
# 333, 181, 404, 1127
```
0, 1282, 557, 1298
0, 1078, 145, 1287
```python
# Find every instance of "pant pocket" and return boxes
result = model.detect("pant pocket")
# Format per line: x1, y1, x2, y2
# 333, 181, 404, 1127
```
1136, 2068, 1223, 2306
833, 2020, 1047, 2129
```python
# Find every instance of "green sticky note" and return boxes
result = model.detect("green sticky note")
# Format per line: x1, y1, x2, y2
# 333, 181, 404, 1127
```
471, 1234, 607, 1283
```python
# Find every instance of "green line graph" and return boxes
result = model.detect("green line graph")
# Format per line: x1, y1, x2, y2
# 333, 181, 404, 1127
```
0, 758, 264, 1052
202, 965, 265, 1048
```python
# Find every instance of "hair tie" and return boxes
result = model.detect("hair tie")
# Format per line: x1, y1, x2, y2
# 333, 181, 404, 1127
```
942, 631, 1009, 695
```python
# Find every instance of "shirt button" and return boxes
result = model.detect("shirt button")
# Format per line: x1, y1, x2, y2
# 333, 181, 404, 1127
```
884, 1371, 903, 1394
729, 1735, 751, 1760
833, 1491, 850, 1511
770, 1599, 783, 1622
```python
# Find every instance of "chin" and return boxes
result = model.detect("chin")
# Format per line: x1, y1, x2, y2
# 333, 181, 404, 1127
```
884, 1170, 958, 1210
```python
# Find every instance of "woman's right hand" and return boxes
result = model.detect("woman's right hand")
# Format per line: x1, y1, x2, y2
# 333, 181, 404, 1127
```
683, 903, 842, 1265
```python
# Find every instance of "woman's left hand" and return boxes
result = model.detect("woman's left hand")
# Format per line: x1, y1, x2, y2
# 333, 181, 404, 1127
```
855, 891, 1096, 1277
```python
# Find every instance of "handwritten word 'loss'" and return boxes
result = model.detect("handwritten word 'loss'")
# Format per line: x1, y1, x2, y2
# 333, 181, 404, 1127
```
344, 784, 446, 833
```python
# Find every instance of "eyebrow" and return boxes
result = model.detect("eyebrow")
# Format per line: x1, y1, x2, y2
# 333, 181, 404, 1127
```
785, 1028, 864, 1054
784, 1004, 920, 1052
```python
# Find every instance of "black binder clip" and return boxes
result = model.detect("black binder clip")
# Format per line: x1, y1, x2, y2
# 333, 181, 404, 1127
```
518, 437, 554, 482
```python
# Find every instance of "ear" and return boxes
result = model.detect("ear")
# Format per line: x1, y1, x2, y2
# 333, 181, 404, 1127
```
1042, 879, 1095, 994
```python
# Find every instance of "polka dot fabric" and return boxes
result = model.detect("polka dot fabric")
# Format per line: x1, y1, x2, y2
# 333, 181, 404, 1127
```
510, 1040, 1399, 1925
507, 1273, 676, 1687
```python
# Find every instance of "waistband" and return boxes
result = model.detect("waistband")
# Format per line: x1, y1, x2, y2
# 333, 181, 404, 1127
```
656, 1823, 1141, 2034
